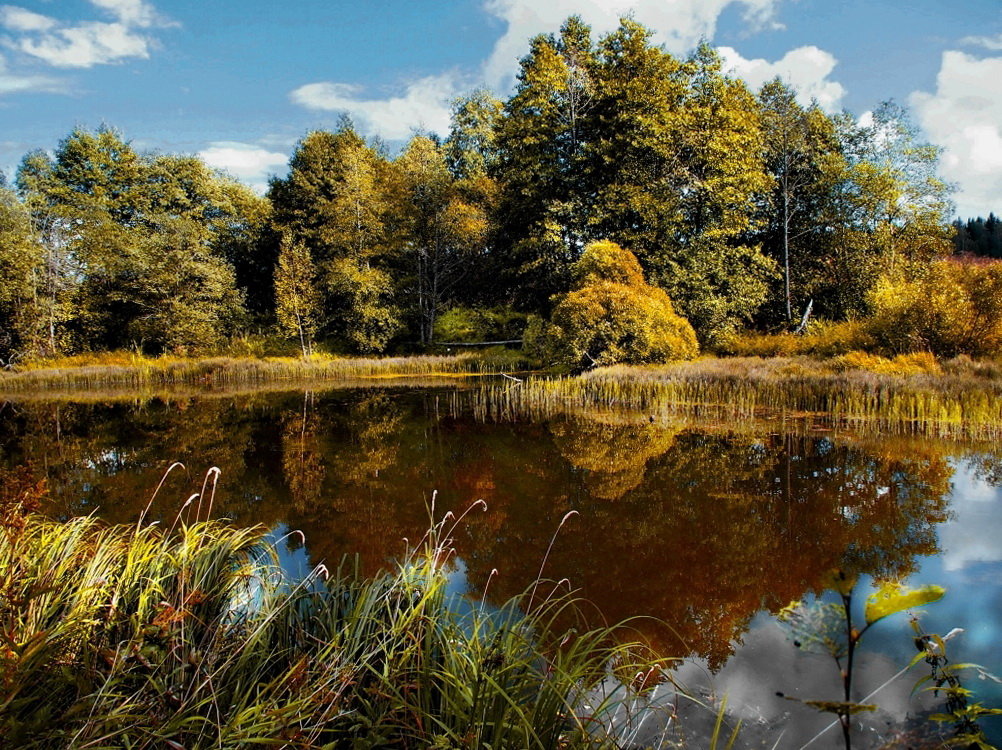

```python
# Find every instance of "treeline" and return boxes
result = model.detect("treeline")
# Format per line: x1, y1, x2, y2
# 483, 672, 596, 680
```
0, 17, 966, 361
953, 214, 1002, 258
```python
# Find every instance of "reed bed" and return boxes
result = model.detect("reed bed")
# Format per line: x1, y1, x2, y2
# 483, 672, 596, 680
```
0, 351, 533, 395
461, 357, 1002, 439
0, 505, 667, 749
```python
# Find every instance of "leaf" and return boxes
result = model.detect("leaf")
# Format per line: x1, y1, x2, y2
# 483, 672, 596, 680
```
864, 581, 945, 625
802, 700, 877, 715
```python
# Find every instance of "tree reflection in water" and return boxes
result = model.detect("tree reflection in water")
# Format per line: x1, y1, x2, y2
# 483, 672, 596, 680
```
0, 389, 963, 666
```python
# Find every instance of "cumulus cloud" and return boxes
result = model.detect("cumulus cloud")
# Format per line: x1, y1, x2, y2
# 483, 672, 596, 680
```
0, 52, 63, 94
911, 50, 1002, 219
0, 0, 173, 68
289, 73, 461, 141
718, 45, 846, 111
481, 0, 782, 89
199, 142, 289, 194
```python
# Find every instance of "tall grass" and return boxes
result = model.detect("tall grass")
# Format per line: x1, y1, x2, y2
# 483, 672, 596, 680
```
0, 350, 533, 395
461, 358, 1002, 439
0, 503, 664, 748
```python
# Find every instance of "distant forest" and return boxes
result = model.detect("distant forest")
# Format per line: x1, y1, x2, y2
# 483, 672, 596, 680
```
953, 215, 1002, 258
1, 16, 995, 363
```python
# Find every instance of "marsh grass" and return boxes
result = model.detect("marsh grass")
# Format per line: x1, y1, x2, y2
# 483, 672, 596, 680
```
462, 357, 1002, 439
0, 495, 667, 748
0, 350, 533, 395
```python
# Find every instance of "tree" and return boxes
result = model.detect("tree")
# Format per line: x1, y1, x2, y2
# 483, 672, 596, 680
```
393, 136, 491, 344
268, 121, 400, 352
15, 128, 253, 353
444, 89, 503, 181
0, 181, 44, 360
274, 234, 320, 357
527, 240, 698, 370
756, 79, 844, 325
496, 19, 775, 342
495, 16, 597, 308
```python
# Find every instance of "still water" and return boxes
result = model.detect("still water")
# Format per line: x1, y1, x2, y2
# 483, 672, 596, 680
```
1, 385, 1000, 746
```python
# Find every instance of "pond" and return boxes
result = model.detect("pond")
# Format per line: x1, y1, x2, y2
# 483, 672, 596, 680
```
2, 384, 1000, 747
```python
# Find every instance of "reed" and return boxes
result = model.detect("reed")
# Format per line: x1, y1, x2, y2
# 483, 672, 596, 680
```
460, 357, 1002, 440
0, 505, 664, 748
0, 350, 533, 395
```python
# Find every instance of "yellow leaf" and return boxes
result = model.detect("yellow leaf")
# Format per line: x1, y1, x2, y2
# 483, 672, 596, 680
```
864, 581, 945, 625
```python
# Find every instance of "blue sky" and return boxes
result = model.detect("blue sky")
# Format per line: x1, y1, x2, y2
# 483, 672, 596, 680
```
1, 0, 1000, 216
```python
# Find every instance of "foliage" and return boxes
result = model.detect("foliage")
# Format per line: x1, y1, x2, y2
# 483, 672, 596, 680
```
779, 574, 946, 749
326, 256, 402, 353
434, 305, 527, 343
393, 135, 493, 344
274, 233, 320, 356
869, 257, 1002, 357
14, 128, 260, 355
527, 241, 698, 370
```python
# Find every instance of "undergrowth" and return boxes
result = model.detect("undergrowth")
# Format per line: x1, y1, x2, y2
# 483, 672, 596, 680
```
0, 487, 669, 749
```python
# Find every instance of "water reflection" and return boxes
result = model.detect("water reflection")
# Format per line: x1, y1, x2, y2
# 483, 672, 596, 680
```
0, 388, 970, 674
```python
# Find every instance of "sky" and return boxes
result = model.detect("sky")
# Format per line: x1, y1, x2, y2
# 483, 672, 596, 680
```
0, 0, 1000, 217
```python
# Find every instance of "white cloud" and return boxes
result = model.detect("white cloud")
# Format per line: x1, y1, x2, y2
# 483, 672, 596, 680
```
0, 0, 173, 69
198, 142, 289, 194
481, 0, 782, 89
938, 465, 1002, 572
290, 73, 461, 141
911, 50, 1002, 218
0, 6, 55, 32
0, 52, 62, 94
960, 33, 1002, 52
718, 45, 846, 111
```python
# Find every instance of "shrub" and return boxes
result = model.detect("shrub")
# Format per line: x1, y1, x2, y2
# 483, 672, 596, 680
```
434, 305, 528, 343
868, 257, 1002, 357
526, 241, 698, 371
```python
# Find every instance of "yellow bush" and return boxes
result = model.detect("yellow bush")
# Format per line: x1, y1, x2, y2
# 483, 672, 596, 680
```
527, 241, 698, 370
868, 258, 1002, 357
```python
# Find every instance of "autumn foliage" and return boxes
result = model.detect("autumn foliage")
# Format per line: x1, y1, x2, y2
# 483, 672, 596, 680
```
868, 256, 1002, 357
527, 240, 698, 369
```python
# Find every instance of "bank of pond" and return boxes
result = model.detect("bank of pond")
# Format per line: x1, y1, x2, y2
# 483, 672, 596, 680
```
1, 381, 1001, 747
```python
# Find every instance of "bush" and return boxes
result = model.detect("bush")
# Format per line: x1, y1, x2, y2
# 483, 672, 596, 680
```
868, 257, 1002, 357
434, 306, 528, 343
526, 241, 698, 370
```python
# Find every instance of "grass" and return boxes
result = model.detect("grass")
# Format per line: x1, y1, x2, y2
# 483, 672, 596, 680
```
463, 356, 1002, 439
0, 491, 670, 749
0, 349, 533, 395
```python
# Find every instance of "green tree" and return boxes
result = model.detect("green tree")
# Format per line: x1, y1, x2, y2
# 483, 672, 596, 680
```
810, 103, 955, 319
588, 35, 774, 341
495, 16, 597, 308
16, 128, 253, 353
527, 240, 698, 370
756, 79, 845, 325
274, 234, 320, 357
0, 179, 45, 361
496, 19, 774, 342
268, 121, 400, 352
445, 89, 503, 181
393, 136, 491, 344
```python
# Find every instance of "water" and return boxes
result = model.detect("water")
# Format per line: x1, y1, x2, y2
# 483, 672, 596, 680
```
1, 386, 1000, 746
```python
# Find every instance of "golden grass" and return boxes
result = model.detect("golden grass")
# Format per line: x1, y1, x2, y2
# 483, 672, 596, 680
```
463, 356, 1002, 439
0, 350, 533, 395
